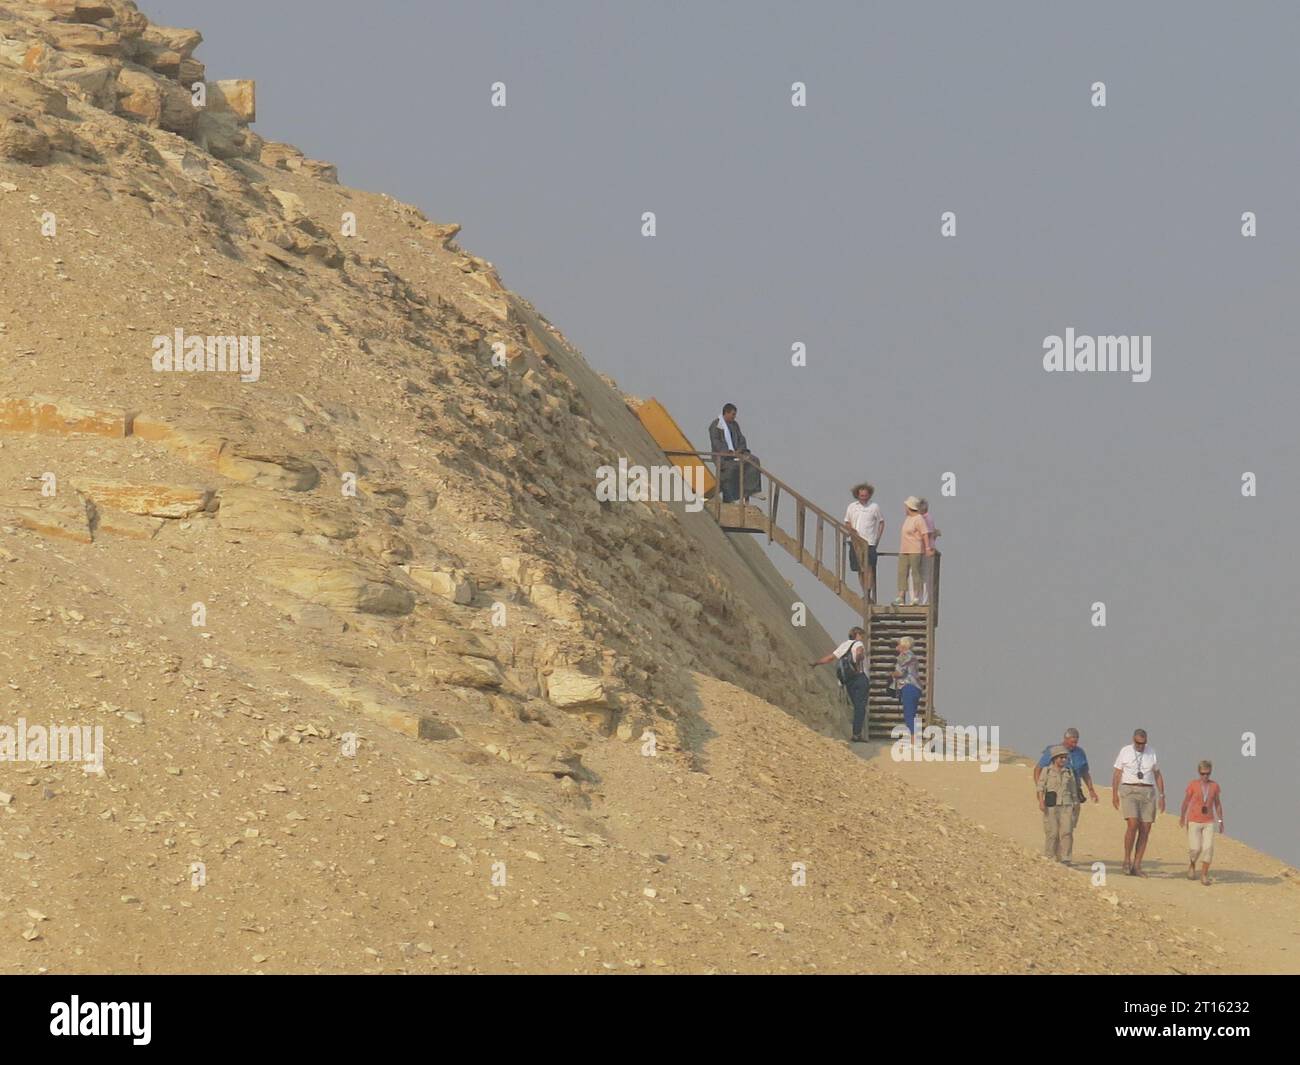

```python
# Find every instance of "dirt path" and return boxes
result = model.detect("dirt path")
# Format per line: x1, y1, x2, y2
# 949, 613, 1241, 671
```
859, 742, 1300, 974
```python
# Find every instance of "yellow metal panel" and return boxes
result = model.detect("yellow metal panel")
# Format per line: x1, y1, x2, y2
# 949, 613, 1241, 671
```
631, 397, 717, 496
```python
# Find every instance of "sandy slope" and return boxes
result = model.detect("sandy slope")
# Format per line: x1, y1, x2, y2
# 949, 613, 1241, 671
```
861, 743, 1300, 974
0, 665, 1216, 973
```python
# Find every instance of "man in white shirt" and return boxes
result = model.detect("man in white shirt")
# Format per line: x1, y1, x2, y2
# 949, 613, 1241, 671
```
1110, 728, 1165, 877
811, 626, 870, 742
844, 483, 884, 603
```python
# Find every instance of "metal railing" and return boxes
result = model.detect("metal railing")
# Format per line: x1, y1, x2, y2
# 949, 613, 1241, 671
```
663, 449, 940, 626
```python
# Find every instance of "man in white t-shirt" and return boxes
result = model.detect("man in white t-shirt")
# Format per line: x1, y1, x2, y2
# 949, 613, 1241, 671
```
811, 626, 870, 742
1110, 728, 1165, 877
844, 483, 884, 603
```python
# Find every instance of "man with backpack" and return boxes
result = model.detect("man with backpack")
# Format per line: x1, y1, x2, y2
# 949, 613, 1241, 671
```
810, 626, 870, 743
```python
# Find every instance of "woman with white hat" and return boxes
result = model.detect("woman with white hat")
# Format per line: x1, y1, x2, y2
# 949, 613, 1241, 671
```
894, 496, 931, 606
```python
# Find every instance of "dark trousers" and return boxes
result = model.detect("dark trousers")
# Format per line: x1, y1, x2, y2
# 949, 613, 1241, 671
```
847, 675, 869, 736
720, 454, 761, 502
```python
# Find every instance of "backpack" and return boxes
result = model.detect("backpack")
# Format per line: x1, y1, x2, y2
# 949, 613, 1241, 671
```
835, 640, 864, 686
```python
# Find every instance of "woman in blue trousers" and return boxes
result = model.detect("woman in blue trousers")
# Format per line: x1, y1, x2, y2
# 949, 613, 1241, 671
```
892, 636, 923, 735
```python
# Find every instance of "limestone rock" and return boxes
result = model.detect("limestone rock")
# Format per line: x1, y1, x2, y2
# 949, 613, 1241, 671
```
530, 582, 582, 623
133, 39, 180, 77
0, 494, 92, 544
191, 109, 251, 159
216, 485, 356, 539
177, 57, 205, 84
664, 591, 704, 620
0, 396, 134, 437
0, 67, 72, 118
217, 448, 320, 491
115, 67, 196, 134
44, 23, 123, 57
114, 67, 161, 122
292, 672, 457, 741
427, 652, 503, 689
270, 188, 308, 222
543, 668, 607, 709
409, 566, 474, 605
90, 507, 164, 541
75, 481, 212, 518
299, 159, 338, 183
426, 622, 496, 660
140, 25, 202, 57
43, 57, 119, 109
0, 109, 50, 165
129, 413, 224, 465
110, 5, 148, 39
155, 145, 216, 187
260, 141, 303, 170
355, 527, 411, 564
254, 552, 415, 615
207, 78, 255, 122
499, 554, 531, 585
40, 1, 117, 22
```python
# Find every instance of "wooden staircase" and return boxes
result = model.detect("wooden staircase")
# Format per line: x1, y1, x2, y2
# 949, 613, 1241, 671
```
665, 450, 941, 737
862, 606, 934, 739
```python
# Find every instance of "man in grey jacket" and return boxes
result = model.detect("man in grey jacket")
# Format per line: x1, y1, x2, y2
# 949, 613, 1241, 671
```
708, 403, 765, 503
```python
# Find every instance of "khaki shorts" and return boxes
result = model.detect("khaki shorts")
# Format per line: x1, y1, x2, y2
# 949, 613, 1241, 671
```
1188, 820, 1216, 862
1120, 783, 1157, 822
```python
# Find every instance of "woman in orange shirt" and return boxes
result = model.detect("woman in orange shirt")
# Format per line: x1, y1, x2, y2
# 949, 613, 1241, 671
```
1178, 760, 1224, 886
894, 497, 933, 606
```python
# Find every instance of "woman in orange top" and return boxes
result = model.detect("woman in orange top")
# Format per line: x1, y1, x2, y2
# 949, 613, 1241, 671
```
1178, 760, 1224, 886
894, 497, 933, 606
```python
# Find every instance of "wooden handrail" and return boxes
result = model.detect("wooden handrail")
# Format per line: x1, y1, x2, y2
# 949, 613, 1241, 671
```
663, 449, 941, 628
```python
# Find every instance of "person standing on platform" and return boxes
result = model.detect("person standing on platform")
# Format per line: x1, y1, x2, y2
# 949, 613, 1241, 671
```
708, 404, 764, 504
894, 497, 931, 606
916, 498, 940, 605
844, 483, 884, 604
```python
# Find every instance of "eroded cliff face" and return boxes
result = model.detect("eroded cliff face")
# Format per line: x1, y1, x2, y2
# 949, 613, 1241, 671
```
1, 0, 843, 792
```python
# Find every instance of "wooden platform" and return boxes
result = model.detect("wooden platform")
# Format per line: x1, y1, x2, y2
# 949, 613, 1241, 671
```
715, 501, 768, 531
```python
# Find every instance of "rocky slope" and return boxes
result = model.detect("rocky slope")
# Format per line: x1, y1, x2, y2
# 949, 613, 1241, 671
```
0, 0, 1216, 972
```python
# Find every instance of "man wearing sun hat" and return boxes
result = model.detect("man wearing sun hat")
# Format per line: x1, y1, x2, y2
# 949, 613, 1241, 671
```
1036, 745, 1081, 863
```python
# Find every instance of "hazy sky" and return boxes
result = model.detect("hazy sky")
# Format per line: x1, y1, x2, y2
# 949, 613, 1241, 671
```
152, 0, 1300, 864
